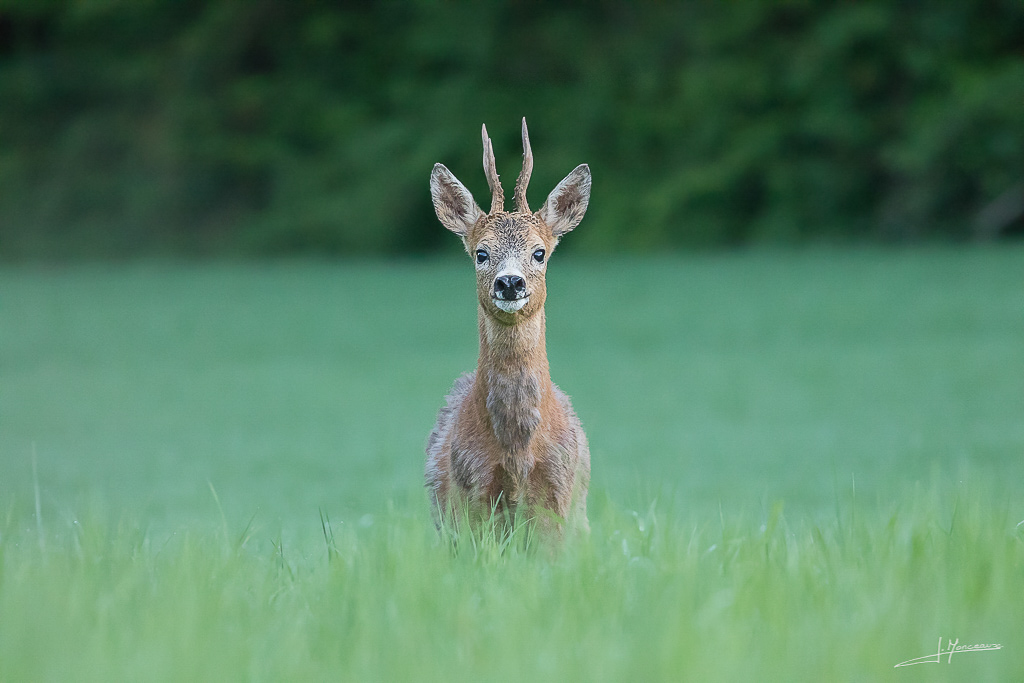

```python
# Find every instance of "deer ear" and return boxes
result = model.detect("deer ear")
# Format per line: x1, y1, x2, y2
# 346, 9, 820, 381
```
537, 164, 591, 237
430, 163, 484, 237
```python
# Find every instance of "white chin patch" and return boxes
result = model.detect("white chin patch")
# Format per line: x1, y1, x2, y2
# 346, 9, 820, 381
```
493, 296, 529, 313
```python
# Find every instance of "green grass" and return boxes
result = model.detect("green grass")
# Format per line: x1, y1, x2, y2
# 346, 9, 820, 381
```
2, 246, 1023, 680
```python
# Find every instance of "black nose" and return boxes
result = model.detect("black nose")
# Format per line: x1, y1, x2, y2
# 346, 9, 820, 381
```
493, 274, 526, 300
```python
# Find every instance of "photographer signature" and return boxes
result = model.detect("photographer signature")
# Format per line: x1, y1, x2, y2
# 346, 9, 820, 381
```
895, 637, 1002, 667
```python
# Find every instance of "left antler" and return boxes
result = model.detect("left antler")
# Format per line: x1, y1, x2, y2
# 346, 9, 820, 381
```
481, 124, 504, 214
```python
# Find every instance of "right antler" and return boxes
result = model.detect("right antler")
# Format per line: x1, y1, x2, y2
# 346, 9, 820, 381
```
513, 117, 533, 213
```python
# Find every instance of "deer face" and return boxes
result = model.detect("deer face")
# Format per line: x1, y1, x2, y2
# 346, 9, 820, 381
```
430, 119, 591, 324
468, 212, 552, 321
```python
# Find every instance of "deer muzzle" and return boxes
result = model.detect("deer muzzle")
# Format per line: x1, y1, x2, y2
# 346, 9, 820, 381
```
492, 273, 529, 312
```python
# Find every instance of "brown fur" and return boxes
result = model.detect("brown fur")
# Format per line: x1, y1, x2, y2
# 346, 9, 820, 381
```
426, 119, 592, 535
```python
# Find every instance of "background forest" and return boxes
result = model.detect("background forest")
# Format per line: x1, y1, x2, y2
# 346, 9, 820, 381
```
2, 1, 1023, 257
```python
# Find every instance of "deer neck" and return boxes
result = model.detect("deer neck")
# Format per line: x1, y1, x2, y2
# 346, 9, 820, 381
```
476, 307, 551, 456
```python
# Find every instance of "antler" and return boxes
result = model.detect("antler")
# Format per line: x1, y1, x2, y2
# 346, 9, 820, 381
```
481, 124, 504, 214
513, 117, 533, 213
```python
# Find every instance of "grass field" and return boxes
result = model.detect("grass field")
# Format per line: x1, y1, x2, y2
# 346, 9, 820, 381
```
2, 246, 1023, 681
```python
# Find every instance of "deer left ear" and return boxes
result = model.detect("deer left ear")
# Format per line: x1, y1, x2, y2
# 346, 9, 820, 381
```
537, 164, 591, 237
430, 163, 484, 237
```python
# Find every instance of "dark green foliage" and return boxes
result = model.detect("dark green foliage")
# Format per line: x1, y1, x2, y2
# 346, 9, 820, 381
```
1, 2, 1022, 256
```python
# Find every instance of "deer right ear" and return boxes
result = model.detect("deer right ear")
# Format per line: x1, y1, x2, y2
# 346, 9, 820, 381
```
537, 164, 591, 237
430, 164, 484, 237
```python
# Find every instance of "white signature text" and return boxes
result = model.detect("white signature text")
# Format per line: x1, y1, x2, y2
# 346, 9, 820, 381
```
895, 637, 1002, 667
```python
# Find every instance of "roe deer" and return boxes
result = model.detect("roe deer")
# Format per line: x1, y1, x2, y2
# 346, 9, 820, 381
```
426, 118, 591, 536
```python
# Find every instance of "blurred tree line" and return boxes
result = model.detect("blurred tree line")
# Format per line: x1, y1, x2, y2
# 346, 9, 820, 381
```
1, 1, 1022, 257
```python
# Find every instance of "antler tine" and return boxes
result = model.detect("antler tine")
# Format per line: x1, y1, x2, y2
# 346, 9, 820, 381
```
513, 117, 533, 213
481, 124, 504, 214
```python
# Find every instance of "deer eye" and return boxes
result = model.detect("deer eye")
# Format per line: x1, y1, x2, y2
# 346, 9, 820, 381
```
476, 249, 488, 264
532, 249, 545, 263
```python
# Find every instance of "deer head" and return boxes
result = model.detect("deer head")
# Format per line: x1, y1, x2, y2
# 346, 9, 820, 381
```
430, 118, 591, 324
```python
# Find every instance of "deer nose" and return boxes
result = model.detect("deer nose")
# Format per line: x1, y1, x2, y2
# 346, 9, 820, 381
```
493, 274, 527, 300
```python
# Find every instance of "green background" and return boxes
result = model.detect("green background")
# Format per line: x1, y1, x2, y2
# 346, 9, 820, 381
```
2, 4, 1023, 678
2, 250, 1022, 681
2, 1, 1023, 257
